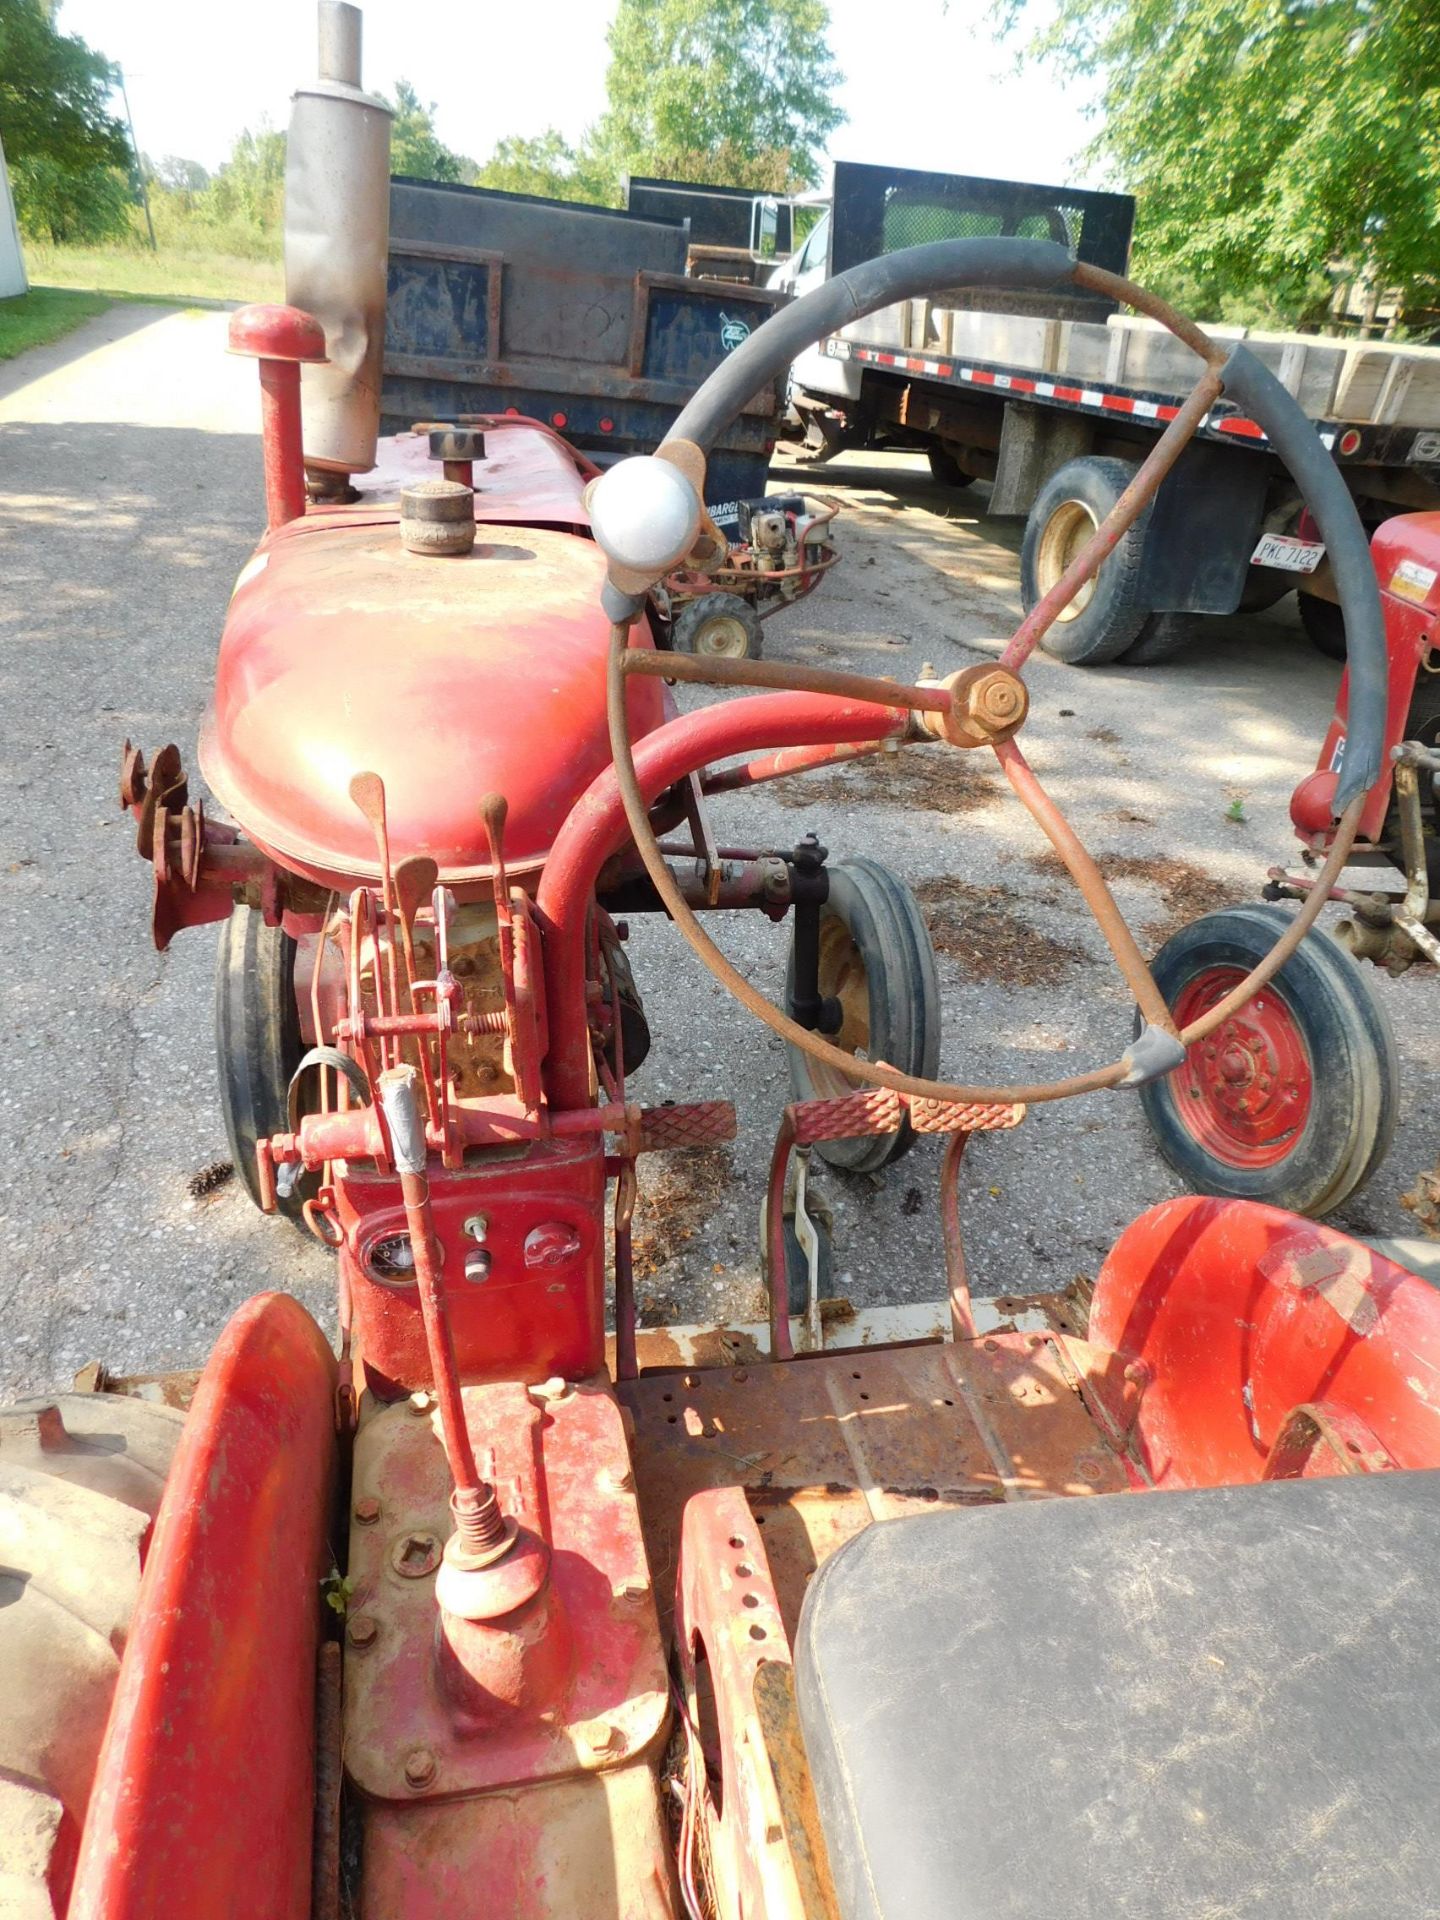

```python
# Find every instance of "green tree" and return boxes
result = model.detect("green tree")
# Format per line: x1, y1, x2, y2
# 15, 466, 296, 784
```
471, 0, 845, 207
205, 126, 287, 233
592, 0, 844, 195
472, 131, 602, 204
0, 0, 132, 243
1004, 0, 1440, 328
387, 80, 472, 184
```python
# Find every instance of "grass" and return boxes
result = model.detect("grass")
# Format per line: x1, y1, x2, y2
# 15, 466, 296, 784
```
0, 285, 111, 361
20, 241, 282, 308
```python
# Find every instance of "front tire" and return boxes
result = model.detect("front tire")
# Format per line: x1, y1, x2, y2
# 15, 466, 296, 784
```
784, 859, 940, 1172
1021, 456, 1154, 665
671, 592, 764, 660
216, 904, 306, 1219
1139, 904, 1399, 1217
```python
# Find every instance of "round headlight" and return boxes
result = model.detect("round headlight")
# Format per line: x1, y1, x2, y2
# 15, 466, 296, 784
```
588, 455, 701, 577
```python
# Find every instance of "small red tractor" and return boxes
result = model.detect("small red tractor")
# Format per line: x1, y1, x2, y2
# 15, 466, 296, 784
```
10, 127, 1440, 1920
1139, 513, 1440, 1221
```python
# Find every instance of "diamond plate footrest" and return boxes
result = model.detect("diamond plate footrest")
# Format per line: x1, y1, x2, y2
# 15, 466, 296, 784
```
790, 1089, 1025, 1146
636, 1101, 739, 1152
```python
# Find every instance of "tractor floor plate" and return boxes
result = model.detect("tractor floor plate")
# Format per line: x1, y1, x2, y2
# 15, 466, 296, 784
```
619, 1323, 1130, 1645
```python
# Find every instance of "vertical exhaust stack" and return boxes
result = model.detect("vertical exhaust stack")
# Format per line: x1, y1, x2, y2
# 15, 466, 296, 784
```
284, 1, 393, 490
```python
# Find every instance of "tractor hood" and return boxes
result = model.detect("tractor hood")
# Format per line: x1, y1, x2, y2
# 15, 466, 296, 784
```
200, 517, 664, 885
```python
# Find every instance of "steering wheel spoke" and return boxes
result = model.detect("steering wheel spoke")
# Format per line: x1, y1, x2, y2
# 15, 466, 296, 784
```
991, 737, 1176, 1037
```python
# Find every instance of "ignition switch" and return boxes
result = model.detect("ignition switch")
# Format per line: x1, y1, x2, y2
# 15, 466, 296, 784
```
462, 1213, 491, 1284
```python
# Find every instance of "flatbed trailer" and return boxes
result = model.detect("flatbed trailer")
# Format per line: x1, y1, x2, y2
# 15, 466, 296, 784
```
779, 161, 1440, 664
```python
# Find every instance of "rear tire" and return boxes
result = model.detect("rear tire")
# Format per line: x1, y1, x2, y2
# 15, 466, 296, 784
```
671, 592, 764, 661
1021, 456, 1155, 665
927, 445, 974, 488
1139, 904, 1399, 1217
216, 904, 307, 1220
784, 859, 940, 1173
1117, 610, 1200, 666
0, 1393, 183, 1914
1298, 592, 1346, 661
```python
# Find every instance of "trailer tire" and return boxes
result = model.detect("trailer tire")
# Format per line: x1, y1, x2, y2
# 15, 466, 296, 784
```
216, 904, 310, 1222
1117, 611, 1200, 666
1021, 456, 1154, 665
0, 1392, 183, 1915
1138, 905, 1399, 1218
927, 445, 975, 488
1298, 592, 1346, 661
671, 592, 764, 661
784, 859, 940, 1172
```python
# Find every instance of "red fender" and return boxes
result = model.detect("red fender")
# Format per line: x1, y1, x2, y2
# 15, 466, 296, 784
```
70, 1293, 336, 1918
1090, 1196, 1440, 1488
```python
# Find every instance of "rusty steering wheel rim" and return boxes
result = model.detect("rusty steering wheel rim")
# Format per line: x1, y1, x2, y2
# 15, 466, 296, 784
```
603, 263, 1365, 1107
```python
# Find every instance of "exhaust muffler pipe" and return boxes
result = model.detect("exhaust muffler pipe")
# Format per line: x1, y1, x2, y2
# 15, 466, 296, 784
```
284, 1, 393, 485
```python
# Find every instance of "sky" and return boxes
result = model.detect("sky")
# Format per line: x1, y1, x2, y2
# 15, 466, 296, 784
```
58, 0, 1108, 194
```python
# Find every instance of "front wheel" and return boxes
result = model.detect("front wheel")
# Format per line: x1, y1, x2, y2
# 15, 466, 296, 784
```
784, 859, 940, 1172
671, 591, 763, 660
1139, 904, 1399, 1217
216, 904, 308, 1220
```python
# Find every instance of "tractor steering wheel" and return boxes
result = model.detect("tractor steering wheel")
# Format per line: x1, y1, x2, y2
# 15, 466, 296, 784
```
591, 242, 1388, 1106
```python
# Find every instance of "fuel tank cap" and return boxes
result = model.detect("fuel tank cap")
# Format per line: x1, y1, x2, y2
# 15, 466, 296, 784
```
399, 478, 475, 557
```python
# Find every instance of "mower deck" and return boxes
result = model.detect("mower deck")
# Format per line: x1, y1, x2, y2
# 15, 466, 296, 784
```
621, 1312, 1133, 1645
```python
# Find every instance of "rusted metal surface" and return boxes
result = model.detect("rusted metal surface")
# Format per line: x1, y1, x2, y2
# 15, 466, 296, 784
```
699, 738, 883, 797
359, 1766, 677, 1918
673, 1487, 832, 1920
621, 1332, 1127, 1652
1262, 1400, 1397, 1479
344, 1379, 668, 1802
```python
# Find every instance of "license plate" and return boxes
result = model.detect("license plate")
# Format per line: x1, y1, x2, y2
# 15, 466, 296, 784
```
1251, 531, 1325, 573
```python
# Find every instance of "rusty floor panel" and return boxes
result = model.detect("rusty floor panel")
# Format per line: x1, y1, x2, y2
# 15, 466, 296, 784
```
620, 1327, 1129, 1644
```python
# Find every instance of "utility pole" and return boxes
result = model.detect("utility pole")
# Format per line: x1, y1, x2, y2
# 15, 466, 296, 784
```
117, 67, 156, 251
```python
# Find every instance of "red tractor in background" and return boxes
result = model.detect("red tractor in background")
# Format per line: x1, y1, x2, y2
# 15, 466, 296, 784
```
9, 13, 1440, 1917
1139, 512, 1440, 1222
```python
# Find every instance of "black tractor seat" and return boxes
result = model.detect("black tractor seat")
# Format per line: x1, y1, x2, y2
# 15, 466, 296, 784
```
795, 1470, 1440, 1919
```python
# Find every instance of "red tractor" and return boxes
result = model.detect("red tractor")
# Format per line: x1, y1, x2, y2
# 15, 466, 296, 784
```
1139, 513, 1440, 1220
9, 128, 1440, 1920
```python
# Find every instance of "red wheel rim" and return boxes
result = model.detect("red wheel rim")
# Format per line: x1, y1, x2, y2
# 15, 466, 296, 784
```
1170, 967, 1313, 1169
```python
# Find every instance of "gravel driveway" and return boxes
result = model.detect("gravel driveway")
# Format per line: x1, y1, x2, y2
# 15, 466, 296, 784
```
3, 306, 1436, 1397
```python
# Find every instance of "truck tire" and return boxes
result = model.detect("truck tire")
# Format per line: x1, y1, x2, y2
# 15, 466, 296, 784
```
1118, 610, 1200, 666
216, 904, 308, 1221
1021, 456, 1154, 665
784, 859, 940, 1173
671, 592, 763, 660
0, 1392, 184, 1916
928, 445, 974, 488
1138, 905, 1399, 1217
1298, 592, 1346, 661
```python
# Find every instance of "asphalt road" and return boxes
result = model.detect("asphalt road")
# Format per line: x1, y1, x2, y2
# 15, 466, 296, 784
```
3, 305, 1437, 1398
